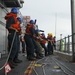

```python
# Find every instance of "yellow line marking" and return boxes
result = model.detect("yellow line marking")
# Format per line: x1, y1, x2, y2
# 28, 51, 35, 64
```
34, 64, 42, 67
24, 61, 35, 75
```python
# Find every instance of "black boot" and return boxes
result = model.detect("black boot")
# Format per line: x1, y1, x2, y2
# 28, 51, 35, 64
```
28, 57, 36, 61
14, 59, 22, 63
8, 60, 17, 68
36, 55, 42, 59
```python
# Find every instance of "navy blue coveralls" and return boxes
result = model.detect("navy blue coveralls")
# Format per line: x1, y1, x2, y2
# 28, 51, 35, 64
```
47, 38, 53, 55
24, 27, 35, 59
6, 17, 18, 61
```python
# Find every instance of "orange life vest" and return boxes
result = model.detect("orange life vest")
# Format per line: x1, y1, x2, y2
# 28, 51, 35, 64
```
40, 36, 46, 44
26, 24, 34, 35
5, 13, 20, 31
47, 36, 54, 43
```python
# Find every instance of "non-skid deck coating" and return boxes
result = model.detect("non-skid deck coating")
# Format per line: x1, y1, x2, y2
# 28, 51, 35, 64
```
0, 54, 75, 75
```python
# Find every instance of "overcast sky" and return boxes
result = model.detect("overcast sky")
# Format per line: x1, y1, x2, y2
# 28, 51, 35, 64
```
20, 0, 71, 40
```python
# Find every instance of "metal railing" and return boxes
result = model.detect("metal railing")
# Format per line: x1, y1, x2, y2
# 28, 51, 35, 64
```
56, 34, 73, 54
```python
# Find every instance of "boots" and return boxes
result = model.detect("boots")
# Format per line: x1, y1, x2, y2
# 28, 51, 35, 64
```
36, 54, 42, 59
8, 59, 17, 68
27, 56, 36, 61
14, 59, 22, 63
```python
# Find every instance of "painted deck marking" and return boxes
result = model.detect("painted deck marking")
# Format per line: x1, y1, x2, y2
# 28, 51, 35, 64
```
24, 61, 35, 75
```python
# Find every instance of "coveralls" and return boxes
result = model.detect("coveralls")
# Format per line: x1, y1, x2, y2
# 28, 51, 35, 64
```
47, 36, 53, 55
40, 34, 48, 56
5, 13, 20, 63
24, 24, 36, 60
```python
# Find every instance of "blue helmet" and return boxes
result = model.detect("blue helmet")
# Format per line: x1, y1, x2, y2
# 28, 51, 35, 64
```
17, 17, 22, 23
30, 20, 34, 24
36, 29, 40, 33
11, 8, 18, 14
41, 33, 45, 36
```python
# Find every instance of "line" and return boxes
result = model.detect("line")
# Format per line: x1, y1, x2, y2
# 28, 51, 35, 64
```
24, 61, 35, 75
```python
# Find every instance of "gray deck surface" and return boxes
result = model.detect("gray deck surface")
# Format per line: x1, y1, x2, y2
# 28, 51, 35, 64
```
0, 54, 75, 75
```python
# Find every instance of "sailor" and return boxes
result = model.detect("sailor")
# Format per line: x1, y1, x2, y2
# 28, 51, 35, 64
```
24, 20, 36, 60
5, 8, 20, 68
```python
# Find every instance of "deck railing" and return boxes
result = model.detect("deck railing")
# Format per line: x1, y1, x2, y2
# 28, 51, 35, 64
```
56, 34, 73, 54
